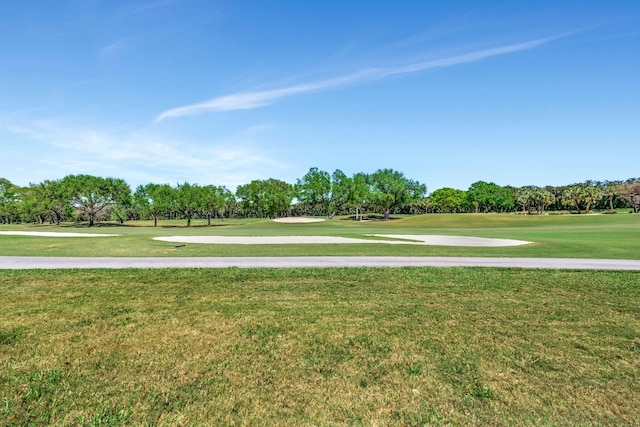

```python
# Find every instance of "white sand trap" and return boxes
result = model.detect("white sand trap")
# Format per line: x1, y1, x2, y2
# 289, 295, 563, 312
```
154, 234, 531, 247
369, 234, 531, 247
273, 217, 325, 223
156, 236, 375, 244
0, 231, 119, 237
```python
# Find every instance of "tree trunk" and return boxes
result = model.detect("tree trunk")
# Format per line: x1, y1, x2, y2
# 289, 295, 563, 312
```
153, 215, 158, 227
187, 217, 191, 227
208, 214, 211, 226
384, 208, 390, 220
89, 213, 95, 226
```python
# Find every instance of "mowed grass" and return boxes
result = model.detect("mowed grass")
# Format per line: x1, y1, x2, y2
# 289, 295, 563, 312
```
1, 268, 639, 425
1, 213, 639, 259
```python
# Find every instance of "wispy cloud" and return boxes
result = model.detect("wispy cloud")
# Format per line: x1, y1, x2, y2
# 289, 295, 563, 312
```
156, 33, 569, 122
100, 39, 130, 61
0, 118, 283, 189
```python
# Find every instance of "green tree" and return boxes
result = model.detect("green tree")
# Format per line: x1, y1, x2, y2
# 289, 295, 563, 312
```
530, 187, 556, 215
329, 171, 371, 220
562, 182, 603, 214
134, 183, 176, 226
63, 175, 131, 226
621, 179, 640, 213
236, 178, 293, 218
603, 180, 623, 211
216, 186, 236, 220
561, 184, 582, 213
514, 186, 534, 214
327, 171, 372, 219
201, 185, 234, 225
581, 181, 604, 213
17, 185, 46, 224
0, 178, 19, 224
369, 169, 426, 220
466, 181, 514, 213
37, 180, 72, 225
295, 167, 332, 217
329, 169, 351, 218
351, 172, 371, 221
429, 187, 467, 213
175, 182, 203, 227
515, 186, 555, 215
110, 190, 133, 224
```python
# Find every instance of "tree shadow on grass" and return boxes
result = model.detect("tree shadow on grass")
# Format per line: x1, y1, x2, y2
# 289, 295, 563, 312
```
62, 222, 133, 228
61, 222, 237, 229
342, 215, 401, 222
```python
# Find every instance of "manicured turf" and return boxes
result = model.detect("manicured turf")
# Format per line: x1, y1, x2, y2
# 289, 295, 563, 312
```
1, 268, 638, 425
1, 213, 639, 259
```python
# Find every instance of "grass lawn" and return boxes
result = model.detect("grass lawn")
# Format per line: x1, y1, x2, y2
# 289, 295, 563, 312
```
1, 213, 639, 259
1, 268, 639, 425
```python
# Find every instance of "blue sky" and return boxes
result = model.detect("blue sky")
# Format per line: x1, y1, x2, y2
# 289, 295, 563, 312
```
1, 0, 638, 193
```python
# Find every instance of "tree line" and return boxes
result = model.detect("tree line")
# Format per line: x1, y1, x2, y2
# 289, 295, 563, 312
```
429, 180, 639, 214
0, 170, 639, 226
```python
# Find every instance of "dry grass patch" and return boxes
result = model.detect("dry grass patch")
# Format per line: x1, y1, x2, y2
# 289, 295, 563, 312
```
1, 268, 639, 425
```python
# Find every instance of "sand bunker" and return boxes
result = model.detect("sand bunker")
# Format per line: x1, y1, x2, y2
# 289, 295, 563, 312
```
371, 234, 530, 247
1, 229, 528, 246
0, 231, 119, 237
157, 236, 374, 244
273, 218, 325, 223
154, 234, 530, 247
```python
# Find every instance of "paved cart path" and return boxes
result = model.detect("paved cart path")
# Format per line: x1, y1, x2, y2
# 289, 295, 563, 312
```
1, 256, 640, 270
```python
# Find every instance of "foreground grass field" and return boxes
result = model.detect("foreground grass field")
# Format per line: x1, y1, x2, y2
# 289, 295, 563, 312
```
1, 213, 639, 259
1, 268, 639, 425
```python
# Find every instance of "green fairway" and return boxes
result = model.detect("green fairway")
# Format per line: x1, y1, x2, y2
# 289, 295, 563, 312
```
1, 213, 639, 259
1, 268, 638, 425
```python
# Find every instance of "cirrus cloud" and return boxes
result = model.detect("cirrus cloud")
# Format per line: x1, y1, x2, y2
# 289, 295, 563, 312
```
156, 33, 570, 122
